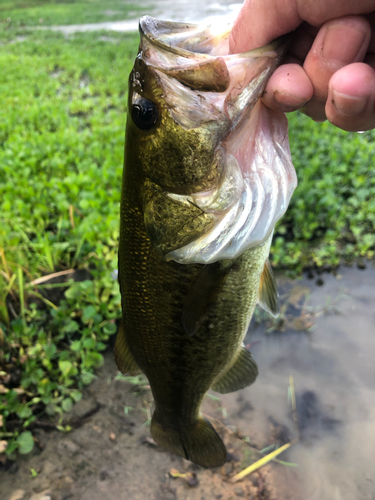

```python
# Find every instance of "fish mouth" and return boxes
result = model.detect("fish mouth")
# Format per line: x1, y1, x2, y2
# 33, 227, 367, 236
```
138, 17, 297, 264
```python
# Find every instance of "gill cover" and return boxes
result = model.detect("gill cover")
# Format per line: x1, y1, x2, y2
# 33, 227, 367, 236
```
137, 16, 297, 265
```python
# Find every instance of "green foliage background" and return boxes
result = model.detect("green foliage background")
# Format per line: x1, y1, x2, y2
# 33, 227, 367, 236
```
0, 0, 374, 457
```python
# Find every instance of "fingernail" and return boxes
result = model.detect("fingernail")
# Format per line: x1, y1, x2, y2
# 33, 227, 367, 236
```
331, 90, 366, 116
322, 24, 366, 66
273, 91, 309, 111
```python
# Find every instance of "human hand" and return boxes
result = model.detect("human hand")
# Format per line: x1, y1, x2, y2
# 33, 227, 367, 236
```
229, 0, 375, 131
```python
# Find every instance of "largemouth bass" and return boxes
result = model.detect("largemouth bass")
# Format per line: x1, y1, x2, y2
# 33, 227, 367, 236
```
115, 16, 297, 468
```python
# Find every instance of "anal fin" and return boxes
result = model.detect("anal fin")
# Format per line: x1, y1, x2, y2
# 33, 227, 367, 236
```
258, 259, 279, 317
211, 347, 258, 394
114, 321, 142, 375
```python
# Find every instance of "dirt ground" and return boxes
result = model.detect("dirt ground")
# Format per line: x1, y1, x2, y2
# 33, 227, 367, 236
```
0, 342, 305, 500
0, 348, 301, 500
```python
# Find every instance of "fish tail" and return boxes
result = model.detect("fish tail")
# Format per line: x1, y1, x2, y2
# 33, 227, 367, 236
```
151, 413, 227, 468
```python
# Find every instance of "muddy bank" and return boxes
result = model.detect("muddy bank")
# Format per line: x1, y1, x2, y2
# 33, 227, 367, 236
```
1, 265, 374, 500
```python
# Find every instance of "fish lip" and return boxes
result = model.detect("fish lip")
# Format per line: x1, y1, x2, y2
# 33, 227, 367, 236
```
139, 15, 290, 60
139, 16, 208, 60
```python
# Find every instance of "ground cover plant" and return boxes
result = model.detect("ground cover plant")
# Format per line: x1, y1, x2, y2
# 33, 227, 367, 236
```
0, 0, 144, 26
1, 0, 375, 460
0, 24, 139, 457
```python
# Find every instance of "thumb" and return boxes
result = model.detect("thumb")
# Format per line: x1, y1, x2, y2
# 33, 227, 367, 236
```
229, 0, 301, 53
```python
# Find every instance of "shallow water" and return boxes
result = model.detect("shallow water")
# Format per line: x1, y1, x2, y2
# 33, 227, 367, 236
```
221, 266, 375, 500
40, 0, 242, 34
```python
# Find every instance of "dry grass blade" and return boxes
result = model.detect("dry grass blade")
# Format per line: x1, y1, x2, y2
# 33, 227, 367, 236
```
30, 269, 75, 286
69, 205, 75, 229
289, 374, 299, 437
231, 441, 295, 483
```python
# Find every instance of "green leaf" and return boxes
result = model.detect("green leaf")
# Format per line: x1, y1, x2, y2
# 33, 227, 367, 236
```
82, 305, 97, 322
103, 322, 117, 335
70, 390, 82, 402
83, 338, 96, 349
70, 340, 82, 352
58, 360, 73, 377
81, 372, 96, 385
30, 468, 38, 478
17, 431, 34, 455
44, 343, 57, 359
62, 398, 73, 412
17, 406, 33, 420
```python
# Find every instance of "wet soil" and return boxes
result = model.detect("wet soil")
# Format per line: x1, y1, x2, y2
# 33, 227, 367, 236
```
1, 265, 375, 500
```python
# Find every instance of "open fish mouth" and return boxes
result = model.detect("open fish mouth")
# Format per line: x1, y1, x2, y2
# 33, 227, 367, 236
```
139, 16, 297, 265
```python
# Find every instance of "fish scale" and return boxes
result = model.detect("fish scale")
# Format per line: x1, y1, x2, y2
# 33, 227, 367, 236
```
115, 16, 296, 467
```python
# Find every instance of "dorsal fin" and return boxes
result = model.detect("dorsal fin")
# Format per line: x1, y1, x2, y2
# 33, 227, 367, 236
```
258, 259, 279, 317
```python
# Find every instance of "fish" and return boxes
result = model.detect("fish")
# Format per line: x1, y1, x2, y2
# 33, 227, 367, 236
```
115, 16, 297, 468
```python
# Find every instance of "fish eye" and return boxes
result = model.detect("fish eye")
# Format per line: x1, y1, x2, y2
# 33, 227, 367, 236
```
131, 98, 158, 130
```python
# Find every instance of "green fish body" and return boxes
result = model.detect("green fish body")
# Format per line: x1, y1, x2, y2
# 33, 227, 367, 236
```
115, 16, 297, 468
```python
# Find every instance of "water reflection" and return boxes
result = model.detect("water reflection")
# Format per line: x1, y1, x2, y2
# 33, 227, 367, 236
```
221, 266, 375, 500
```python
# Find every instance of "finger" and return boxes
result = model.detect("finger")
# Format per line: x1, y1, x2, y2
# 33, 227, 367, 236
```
229, 0, 375, 54
303, 16, 372, 121
326, 62, 375, 131
262, 64, 313, 111
287, 23, 317, 61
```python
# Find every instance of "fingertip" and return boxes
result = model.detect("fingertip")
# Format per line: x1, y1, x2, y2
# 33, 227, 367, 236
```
262, 64, 314, 111
326, 63, 375, 131
329, 62, 375, 98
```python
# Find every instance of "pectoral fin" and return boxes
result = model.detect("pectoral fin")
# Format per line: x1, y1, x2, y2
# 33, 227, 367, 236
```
182, 263, 231, 336
258, 259, 279, 317
114, 321, 142, 375
211, 347, 258, 394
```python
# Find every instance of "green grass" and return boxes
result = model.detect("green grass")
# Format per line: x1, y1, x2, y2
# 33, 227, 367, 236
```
0, 28, 139, 457
274, 115, 375, 271
0, 0, 375, 459
0, 0, 144, 26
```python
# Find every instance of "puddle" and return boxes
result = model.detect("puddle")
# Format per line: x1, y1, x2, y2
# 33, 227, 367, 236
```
37, 0, 242, 34
220, 265, 375, 500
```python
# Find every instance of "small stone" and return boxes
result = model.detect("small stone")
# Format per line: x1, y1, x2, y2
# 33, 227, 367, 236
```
220, 462, 233, 476
99, 467, 114, 481
29, 490, 52, 500
41, 461, 55, 477
109, 432, 116, 441
57, 439, 79, 456
8, 490, 26, 500
234, 486, 245, 497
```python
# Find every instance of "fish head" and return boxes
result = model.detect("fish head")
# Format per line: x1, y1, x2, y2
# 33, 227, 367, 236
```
124, 16, 297, 262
